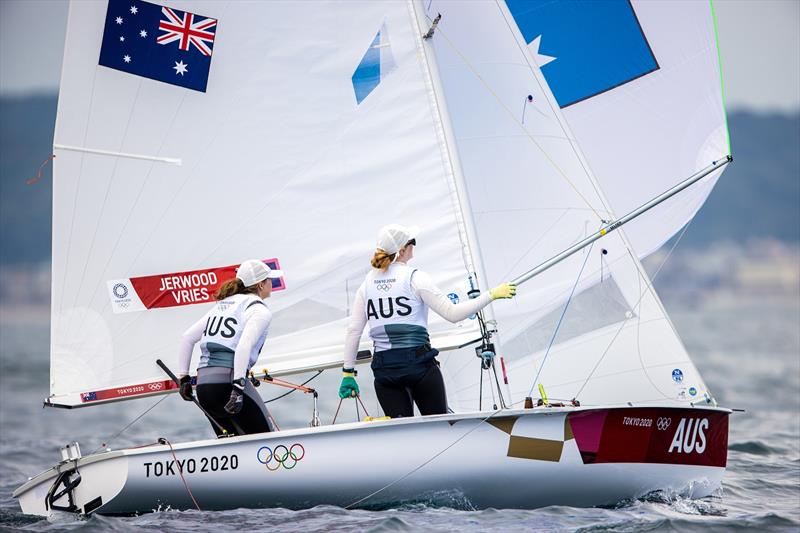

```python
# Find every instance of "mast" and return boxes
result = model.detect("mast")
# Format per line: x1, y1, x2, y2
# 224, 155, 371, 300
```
408, 1, 490, 295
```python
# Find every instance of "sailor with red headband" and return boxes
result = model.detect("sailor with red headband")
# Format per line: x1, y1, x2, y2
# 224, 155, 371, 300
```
340, 224, 517, 418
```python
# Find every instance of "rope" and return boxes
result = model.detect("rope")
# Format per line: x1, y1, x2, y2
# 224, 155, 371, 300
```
263, 371, 323, 404
332, 394, 371, 424
344, 408, 503, 509
91, 395, 168, 454
528, 242, 595, 398
161, 438, 201, 511
26, 155, 55, 185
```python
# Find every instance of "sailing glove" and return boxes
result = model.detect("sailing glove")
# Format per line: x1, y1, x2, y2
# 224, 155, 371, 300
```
339, 369, 359, 399
490, 282, 517, 300
224, 378, 246, 414
179, 375, 193, 402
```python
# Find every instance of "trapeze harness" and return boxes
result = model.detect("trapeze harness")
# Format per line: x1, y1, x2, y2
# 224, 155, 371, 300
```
364, 263, 447, 417
195, 293, 273, 436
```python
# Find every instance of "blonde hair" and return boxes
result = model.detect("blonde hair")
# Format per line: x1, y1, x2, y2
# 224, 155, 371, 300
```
213, 278, 260, 300
370, 249, 396, 271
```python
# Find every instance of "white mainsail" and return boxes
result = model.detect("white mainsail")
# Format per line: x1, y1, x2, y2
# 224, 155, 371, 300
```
50, 0, 483, 407
421, 0, 729, 409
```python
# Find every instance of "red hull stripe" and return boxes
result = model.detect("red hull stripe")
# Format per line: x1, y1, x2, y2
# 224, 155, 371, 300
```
129, 258, 284, 310
568, 408, 728, 467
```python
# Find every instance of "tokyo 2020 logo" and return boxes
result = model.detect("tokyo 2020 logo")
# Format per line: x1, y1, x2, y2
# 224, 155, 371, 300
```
113, 283, 129, 299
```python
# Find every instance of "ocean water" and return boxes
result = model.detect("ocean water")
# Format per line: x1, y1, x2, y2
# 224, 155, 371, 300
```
0, 291, 798, 532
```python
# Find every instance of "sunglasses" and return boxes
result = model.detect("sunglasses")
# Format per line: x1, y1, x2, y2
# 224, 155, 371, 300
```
406, 238, 416, 247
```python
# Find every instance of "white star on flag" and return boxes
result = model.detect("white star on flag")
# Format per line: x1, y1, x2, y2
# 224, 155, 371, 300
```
173, 60, 188, 76
140, 29, 147, 38
130, 6, 138, 14
119, 36, 125, 42
123, 55, 131, 63
528, 35, 557, 67
115, 16, 123, 25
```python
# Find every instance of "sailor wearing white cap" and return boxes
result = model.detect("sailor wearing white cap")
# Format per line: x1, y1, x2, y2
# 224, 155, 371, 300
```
177, 259, 284, 436
340, 224, 517, 418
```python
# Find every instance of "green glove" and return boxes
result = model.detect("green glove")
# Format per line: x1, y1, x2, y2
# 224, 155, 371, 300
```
490, 282, 517, 300
338, 369, 359, 399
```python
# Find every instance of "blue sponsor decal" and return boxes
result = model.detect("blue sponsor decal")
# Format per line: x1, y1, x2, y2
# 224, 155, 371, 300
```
689, 386, 697, 396
447, 292, 460, 304
505, 0, 658, 107
672, 368, 684, 383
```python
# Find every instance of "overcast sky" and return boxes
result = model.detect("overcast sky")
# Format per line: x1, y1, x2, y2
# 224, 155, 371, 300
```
1, 0, 798, 112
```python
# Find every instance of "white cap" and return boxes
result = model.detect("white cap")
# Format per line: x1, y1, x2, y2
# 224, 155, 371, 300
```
376, 224, 419, 255
236, 259, 284, 287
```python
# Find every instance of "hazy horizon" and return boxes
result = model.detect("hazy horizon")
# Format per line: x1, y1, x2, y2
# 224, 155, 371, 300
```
1, 0, 799, 113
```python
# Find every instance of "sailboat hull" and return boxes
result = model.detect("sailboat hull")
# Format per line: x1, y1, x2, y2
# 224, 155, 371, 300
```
14, 406, 729, 516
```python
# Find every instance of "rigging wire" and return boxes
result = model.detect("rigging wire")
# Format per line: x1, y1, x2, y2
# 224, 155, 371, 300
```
90, 395, 169, 455
344, 407, 504, 509
528, 242, 595, 399
424, 11, 606, 221
572, 218, 695, 401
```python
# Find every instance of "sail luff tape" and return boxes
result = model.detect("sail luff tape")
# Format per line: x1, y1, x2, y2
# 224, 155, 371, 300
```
53, 144, 182, 166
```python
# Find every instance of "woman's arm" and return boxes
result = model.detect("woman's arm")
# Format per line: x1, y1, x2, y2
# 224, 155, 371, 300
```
177, 316, 207, 378
233, 304, 272, 382
342, 282, 368, 369
412, 270, 493, 323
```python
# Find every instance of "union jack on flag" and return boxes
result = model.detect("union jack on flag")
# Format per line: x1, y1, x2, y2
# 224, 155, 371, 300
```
81, 391, 98, 402
157, 7, 217, 56
98, 0, 218, 92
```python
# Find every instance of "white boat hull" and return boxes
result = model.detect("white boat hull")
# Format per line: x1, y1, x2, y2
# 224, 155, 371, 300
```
15, 405, 729, 516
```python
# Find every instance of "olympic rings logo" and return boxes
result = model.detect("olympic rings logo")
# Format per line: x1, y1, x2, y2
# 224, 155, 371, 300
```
375, 283, 392, 291
256, 443, 305, 471
656, 417, 672, 431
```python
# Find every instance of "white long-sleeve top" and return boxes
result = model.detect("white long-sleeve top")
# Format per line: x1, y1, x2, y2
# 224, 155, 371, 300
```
177, 303, 272, 381
342, 267, 492, 369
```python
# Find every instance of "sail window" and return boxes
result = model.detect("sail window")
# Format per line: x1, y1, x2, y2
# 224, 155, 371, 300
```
352, 25, 397, 105
506, 0, 659, 107
501, 273, 633, 362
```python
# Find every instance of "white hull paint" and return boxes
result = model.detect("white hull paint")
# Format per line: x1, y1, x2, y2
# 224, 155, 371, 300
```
15, 406, 729, 516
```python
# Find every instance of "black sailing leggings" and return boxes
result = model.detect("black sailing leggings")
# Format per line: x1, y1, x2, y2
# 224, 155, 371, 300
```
196, 366, 273, 436
373, 361, 448, 418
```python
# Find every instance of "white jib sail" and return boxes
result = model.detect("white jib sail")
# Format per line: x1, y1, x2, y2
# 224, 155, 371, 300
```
421, 0, 729, 409
50, 0, 482, 407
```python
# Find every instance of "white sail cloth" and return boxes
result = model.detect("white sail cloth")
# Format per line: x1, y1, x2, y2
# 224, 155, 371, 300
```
423, 0, 728, 409
50, 0, 480, 406
48, 0, 729, 410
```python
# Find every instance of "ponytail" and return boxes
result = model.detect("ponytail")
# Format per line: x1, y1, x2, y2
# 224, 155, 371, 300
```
214, 278, 260, 300
370, 249, 395, 271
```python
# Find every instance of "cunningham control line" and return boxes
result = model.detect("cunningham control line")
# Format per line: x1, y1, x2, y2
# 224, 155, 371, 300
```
511, 156, 732, 287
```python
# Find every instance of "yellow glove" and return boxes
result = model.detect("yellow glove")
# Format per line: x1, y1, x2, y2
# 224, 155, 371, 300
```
490, 282, 517, 300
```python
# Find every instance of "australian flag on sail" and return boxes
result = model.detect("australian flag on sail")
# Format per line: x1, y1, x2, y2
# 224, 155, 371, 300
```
505, 0, 658, 108
98, 0, 218, 92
